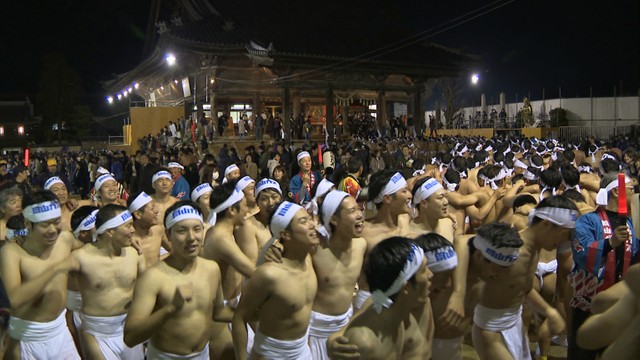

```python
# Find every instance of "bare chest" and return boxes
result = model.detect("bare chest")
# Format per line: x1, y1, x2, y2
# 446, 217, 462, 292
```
80, 254, 138, 291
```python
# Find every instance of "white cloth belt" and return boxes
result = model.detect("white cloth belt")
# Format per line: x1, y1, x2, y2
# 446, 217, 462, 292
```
81, 313, 127, 337
9, 310, 68, 342
253, 330, 312, 360
146, 342, 210, 360
473, 304, 531, 360
309, 306, 353, 338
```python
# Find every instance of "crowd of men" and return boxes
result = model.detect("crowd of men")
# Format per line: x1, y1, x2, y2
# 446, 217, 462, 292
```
0, 131, 639, 359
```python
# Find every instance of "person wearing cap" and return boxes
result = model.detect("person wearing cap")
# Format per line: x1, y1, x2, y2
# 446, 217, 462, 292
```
289, 150, 321, 205
338, 237, 429, 359
124, 201, 233, 360
37, 157, 72, 191
127, 191, 169, 267
471, 198, 578, 360
150, 169, 178, 223
232, 201, 319, 360
568, 172, 639, 359
0, 190, 82, 359
10, 163, 32, 196
66, 206, 99, 350
308, 190, 366, 360
167, 162, 190, 200
235, 179, 283, 265
71, 204, 144, 359
355, 169, 412, 310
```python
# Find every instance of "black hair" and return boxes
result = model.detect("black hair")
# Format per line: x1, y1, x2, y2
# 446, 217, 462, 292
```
6, 214, 26, 231
209, 182, 241, 220
600, 158, 620, 174
95, 204, 129, 230
469, 222, 523, 253
346, 157, 363, 174
451, 156, 467, 173
365, 236, 418, 301
22, 190, 58, 209
368, 170, 399, 209
444, 168, 461, 186
562, 189, 586, 203
512, 194, 537, 211
163, 200, 203, 229
539, 168, 562, 189
70, 205, 99, 234
414, 232, 452, 253
530, 155, 544, 167
529, 196, 579, 226
563, 149, 575, 163
561, 165, 580, 188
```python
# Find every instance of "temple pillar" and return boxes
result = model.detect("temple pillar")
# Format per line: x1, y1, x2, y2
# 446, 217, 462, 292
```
282, 86, 291, 141
325, 85, 335, 143
413, 88, 424, 136
293, 91, 301, 118
377, 90, 386, 133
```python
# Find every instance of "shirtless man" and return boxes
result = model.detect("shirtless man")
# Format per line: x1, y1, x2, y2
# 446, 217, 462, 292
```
72, 204, 145, 359
235, 178, 283, 264
472, 198, 578, 360
150, 170, 178, 222
407, 177, 455, 241
127, 191, 169, 266
356, 170, 412, 310
309, 190, 367, 359
341, 236, 430, 360
124, 201, 233, 359
0, 190, 82, 359
235, 176, 259, 217
95, 173, 127, 207
306, 179, 335, 225
44, 176, 88, 232
202, 182, 251, 358
442, 169, 479, 236
232, 201, 319, 359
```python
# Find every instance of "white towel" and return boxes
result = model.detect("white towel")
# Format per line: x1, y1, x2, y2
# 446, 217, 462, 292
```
473, 304, 531, 360
252, 330, 312, 360
81, 313, 144, 360
309, 307, 353, 360
66, 290, 83, 328
354, 289, 371, 310
146, 342, 209, 360
9, 310, 81, 359
535, 260, 558, 288
432, 336, 463, 360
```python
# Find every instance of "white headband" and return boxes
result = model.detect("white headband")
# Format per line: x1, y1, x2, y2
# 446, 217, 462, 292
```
473, 235, 519, 267
236, 176, 255, 191
412, 165, 426, 178
128, 192, 152, 213
95, 174, 117, 191
73, 209, 99, 238
371, 243, 425, 314
426, 246, 458, 273
596, 176, 631, 206
456, 145, 469, 156
601, 154, 616, 162
514, 159, 528, 169
523, 170, 538, 181
6, 227, 28, 240
165, 205, 203, 230
373, 172, 407, 204
208, 188, 245, 226
528, 206, 578, 228
306, 179, 335, 216
578, 165, 593, 174
412, 178, 443, 205
225, 164, 239, 177
270, 201, 304, 238
442, 177, 458, 192
297, 151, 311, 163
191, 183, 213, 202
321, 190, 349, 239
23, 201, 61, 223
96, 166, 110, 175
44, 177, 64, 190
96, 210, 132, 235
152, 170, 172, 184
255, 178, 282, 197
168, 162, 184, 170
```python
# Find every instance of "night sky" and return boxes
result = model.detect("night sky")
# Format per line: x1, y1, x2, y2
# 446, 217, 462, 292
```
1, 0, 637, 115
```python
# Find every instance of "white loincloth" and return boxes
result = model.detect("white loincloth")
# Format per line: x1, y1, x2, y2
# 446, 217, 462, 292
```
354, 289, 371, 310
252, 329, 312, 360
9, 310, 81, 359
432, 336, 463, 360
224, 293, 254, 356
309, 306, 353, 360
81, 313, 144, 360
535, 260, 558, 288
66, 290, 83, 328
146, 342, 209, 360
473, 304, 531, 360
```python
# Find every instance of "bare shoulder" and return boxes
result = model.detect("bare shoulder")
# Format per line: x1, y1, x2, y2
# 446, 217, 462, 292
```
196, 257, 221, 275
344, 326, 379, 358
352, 237, 368, 254
0, 242, 22, 257
251, 262, 281, 287
58, 230, 77, 247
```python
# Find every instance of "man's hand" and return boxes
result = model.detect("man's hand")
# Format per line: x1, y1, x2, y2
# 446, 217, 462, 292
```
264, 240, 283, 264
439, 293, 466, 333
58, 256, 80, 273
326, 335, 360, 359
66, 198, 79, 211
302, 172, 311, 185
610, 225, 629, 247
131, 238, 143, 255
171, 283, 193, 313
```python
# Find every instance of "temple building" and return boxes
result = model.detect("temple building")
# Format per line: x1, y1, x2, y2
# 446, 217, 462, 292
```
106, 0, 476, 151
